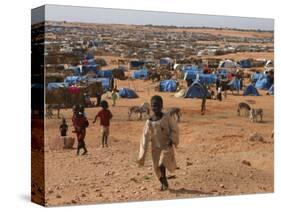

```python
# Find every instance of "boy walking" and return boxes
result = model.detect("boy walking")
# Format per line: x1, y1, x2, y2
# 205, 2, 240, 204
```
137, 95, 179, 191
93, 100, 113, 147
72, 105, 89, 155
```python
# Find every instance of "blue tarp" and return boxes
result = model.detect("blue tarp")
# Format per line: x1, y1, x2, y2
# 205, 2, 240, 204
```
85, 53, 94, 60
239, 59, 252, 68
129, 60, 145, 68
132, 68, 148, 79
255, 74, 272, 90
160, 80, 177, 92
82, 64, 99, 74
243, 84, 260, 96
198, 74, 217, 85
87, 77, 110, 90
97, 70, 113, 78
216, 69, 229, 78
184, 81, 210, 99
47, 82, 69, 91
64, 76, 85, 85
119, 88, 138, 98
251, 73, 263, 83
160, 58, 173, 65
228, 78, 241, 91
87, 59, 96, 65
268, 85, 274, 95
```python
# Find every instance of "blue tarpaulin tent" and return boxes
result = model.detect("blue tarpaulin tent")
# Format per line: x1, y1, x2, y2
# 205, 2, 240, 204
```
47, 82, 69, 91
228, 78, 241, 91
97, 70, 113, 78
198, 74, 217, 85
85, 53, 94, 60
243, 84, 260, 96
129, 60, 145, 69
160, 57, 173, 66
87, 77, 110, 90
216, 69, 229, 78
132, 68, 148, 79
184, 81, 210, 99
82, 64, 99, 74
255, 74, 272, 90
160, 80, 177, 92
119, 88, 138, 98
239, 59, 252, 68
251, 73, 263, 83
64, 76, 85, 85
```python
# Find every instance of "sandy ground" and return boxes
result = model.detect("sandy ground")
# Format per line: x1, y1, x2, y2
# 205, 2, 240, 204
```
41, 79, 274, 206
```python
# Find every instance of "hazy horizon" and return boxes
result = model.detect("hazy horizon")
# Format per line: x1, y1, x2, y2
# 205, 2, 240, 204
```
32, 5, 274, 31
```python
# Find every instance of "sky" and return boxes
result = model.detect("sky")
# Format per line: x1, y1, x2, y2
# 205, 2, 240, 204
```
32, 4, 274, 31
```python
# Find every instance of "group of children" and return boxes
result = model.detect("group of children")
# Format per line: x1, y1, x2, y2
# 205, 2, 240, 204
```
59, 100, 113, 155
59, 95, 179, 191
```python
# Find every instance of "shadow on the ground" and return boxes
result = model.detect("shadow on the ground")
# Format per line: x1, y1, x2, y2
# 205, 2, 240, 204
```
169, 188, 212, 195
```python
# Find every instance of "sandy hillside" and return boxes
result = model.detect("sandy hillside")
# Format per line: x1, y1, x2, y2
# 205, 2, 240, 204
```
41, 79, 274, 206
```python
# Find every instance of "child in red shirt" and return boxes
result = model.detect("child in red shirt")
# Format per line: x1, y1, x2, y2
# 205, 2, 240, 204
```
93, 100, 113, 147
72, 105, 89, 155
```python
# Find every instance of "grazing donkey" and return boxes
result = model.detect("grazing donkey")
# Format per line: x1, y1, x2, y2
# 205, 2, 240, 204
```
237, 102, 251, 117
249, 108, 263, 122
128, 103, 150, 121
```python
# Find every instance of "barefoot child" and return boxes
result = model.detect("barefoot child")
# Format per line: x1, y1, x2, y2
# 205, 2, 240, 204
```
93, 100, 113, 147
137, 95, 179, 191
72, 105, 89, 155
59, 118, 68, 137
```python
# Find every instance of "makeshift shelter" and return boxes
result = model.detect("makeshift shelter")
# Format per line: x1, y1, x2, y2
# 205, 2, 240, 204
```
87, 77, 110, 90
238, 59, 252, 68
64, 76, 84, 85
255, 74, 272, 90
228, 78, 240, 91
184, 81, 211, 99
47, 82, 69, 91
129, 60, 145, 70
243, 84, 260, 96
218, 59, 237, 69
119, 88, 138, 98
97, 70, 113, 78
84, 53, 94, 60
132, 68, 148, 80
160, 80, 177, 92
198, 74, 217, 85
160, 57, 174, 66
268, 85, 274, 95
82, 64, 99, 74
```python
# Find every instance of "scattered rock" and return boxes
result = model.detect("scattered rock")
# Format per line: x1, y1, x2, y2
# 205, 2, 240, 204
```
81, 193, 86, 197
140, 186, 147, 191
71, 200, 77, 204
242, 160, 251, 166
207, 169, 211, 172
249, 133, 264, 142
220, 184, 225, 189
211, 189, 218, 193
56, 195, 62, 199
47, 189, 54, 194
186, 162, 193, 166
115, 189, 120, 193
96, 193, 102, 197
95, 188, 101, 192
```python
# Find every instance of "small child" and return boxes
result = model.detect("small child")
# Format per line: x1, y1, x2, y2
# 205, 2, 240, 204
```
59, 118, 68, 137
137, 95, 179, 191
93, 100, 113, 147
72, 105, 89, 155
111, 89, 118, 107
